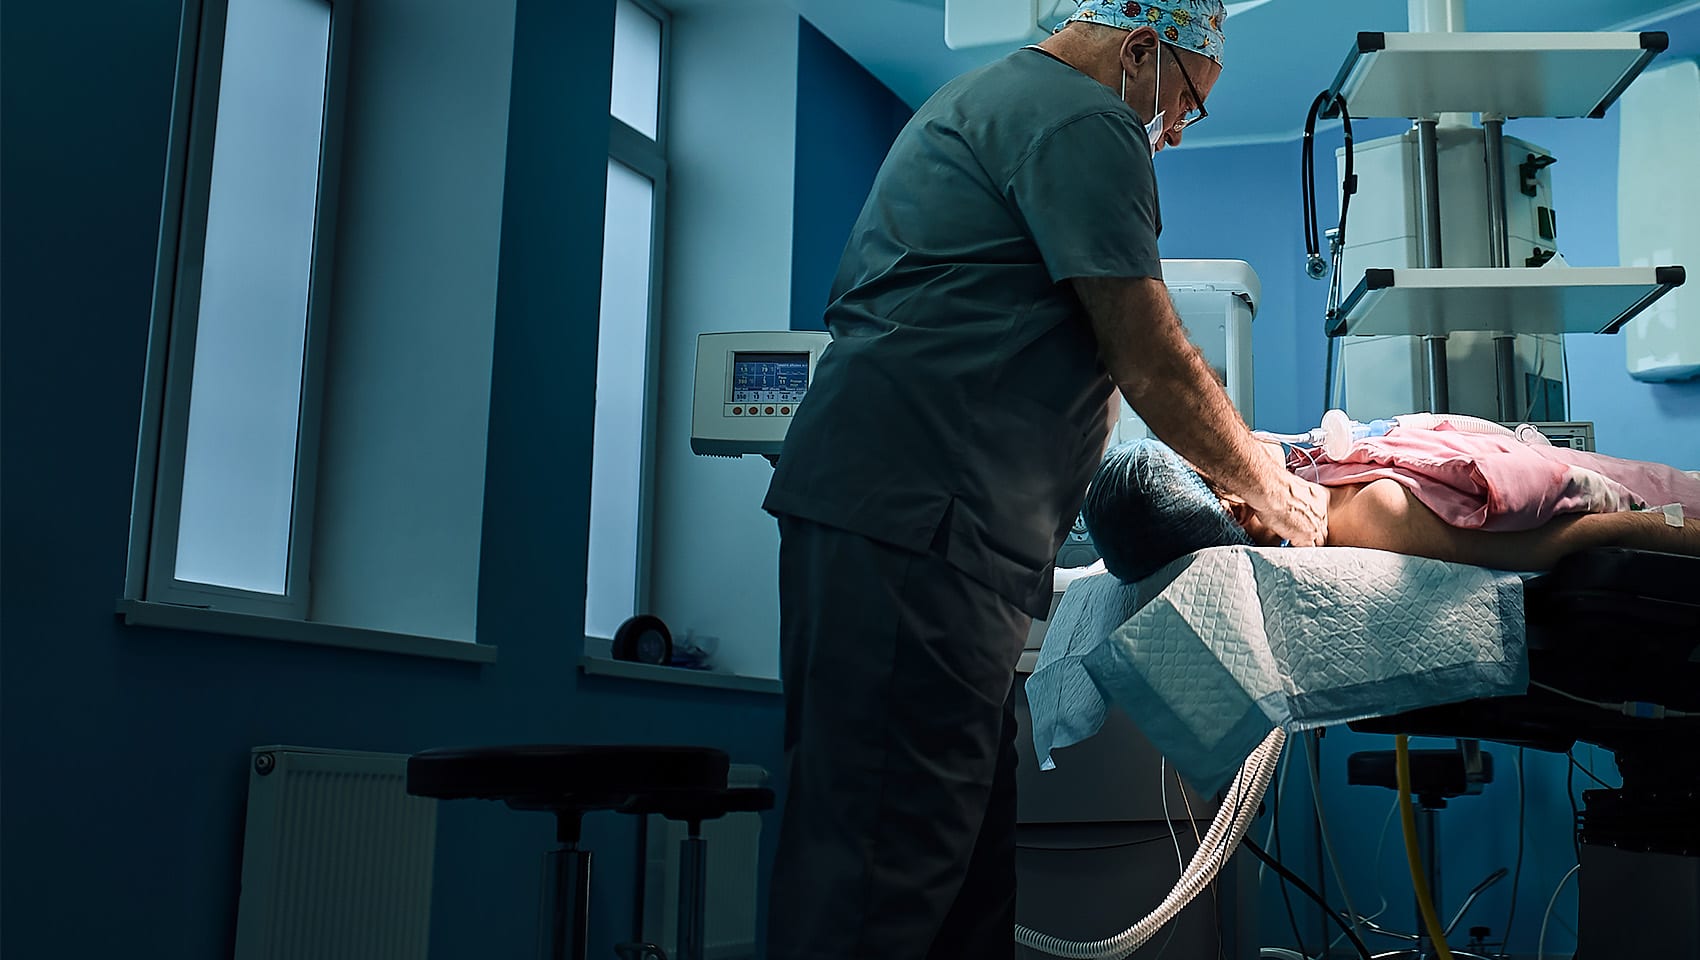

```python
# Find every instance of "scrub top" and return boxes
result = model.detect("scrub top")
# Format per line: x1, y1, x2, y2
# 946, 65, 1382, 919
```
764, 47, 1164, 618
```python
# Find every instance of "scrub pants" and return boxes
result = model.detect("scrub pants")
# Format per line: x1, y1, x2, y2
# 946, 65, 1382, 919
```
767, 515, 1031, 960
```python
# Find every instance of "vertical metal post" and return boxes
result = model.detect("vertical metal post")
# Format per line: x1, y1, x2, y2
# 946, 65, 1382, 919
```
1416, 118, 1450, 413
1483, 119, 1510, 266
1408, 0, 1466, 33
1413, 806, 1441, 959
677, 833, 709, 960
1417, 121, 1445, 273
1484, 116, 1521, 422
540, 846, 593, 960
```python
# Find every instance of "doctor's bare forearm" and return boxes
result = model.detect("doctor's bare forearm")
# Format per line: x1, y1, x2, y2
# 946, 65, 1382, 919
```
1073, 275, 1287, 503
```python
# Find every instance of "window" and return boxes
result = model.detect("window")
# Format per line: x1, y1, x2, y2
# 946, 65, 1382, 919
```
128, 0, 353, 616
585, 0, 669, 641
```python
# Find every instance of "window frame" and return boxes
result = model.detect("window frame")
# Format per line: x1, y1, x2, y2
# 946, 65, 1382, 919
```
586, 0, 670, 639
126, 0, 355, 617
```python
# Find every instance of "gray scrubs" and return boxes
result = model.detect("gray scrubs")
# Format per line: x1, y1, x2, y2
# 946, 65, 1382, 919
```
764, 47, 1163, 960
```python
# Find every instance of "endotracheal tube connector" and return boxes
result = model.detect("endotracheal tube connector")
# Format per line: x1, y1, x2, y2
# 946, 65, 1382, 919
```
1254, 410, 1393, 459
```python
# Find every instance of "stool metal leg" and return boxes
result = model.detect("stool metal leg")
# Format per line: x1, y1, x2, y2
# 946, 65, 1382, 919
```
676, 830, 708, 960
540, 845, 592, 960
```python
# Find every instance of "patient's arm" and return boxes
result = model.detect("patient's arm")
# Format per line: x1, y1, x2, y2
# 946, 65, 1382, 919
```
1326, 478, 1700, 570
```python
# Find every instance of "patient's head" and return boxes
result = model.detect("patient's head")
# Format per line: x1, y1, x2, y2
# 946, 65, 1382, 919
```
1082, 439, 1253, 583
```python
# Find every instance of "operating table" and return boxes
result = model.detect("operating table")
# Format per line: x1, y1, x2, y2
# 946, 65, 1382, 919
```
1027, 543, 1699, 957
1349, 546, 1700, 959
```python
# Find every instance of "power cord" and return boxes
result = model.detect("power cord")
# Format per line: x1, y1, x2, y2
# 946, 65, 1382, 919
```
1537, 864, 1582, 960
1500, 748, 1525, 957
1569, 753, 1614, 790
1269, 750, 1310, 957
1567, 752, 1581, 863
1533, 680, 1695, 719
1326, 796, 1400, 955
1303, 730, 1362, 949
1239, 837, 1374, 960
1170, 766, 1229, 960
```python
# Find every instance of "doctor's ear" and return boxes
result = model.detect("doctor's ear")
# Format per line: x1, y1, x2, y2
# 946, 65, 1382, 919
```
1119, 27, 1161, 70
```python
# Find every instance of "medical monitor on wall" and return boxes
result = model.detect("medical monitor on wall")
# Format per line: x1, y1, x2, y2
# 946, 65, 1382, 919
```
690, 331, 831, 457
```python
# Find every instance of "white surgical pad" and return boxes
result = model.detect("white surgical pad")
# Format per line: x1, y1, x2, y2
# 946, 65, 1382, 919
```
1026, 546, 1528, 795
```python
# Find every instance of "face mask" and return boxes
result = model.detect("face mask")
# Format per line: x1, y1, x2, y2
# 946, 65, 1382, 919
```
1123, 42, 1166, 151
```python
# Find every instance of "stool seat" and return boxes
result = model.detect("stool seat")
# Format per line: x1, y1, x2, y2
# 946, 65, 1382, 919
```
410, 744, 752, 960
624, 786, 776, 824
406, 745, 730, 811
1348, 748, 1494, 804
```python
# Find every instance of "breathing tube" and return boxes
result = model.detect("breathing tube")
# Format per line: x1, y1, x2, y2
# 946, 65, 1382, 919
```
1014, 728, 1287, 959
1257, 410, 1529, 459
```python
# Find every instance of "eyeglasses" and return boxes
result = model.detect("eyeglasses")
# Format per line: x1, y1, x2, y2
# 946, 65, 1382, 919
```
1165, 43, 1209, 131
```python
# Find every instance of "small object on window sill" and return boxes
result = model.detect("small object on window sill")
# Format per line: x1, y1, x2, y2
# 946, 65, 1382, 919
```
669, 630, 719, 671
612, 614, 672, 665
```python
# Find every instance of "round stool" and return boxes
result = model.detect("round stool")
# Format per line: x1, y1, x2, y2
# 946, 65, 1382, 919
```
407, 745, 730, 960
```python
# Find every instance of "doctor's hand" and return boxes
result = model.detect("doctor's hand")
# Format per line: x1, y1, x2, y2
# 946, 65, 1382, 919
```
1251, 473, 1330, 547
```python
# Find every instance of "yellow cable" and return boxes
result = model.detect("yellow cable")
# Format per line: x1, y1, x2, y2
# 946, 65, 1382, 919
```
1395, 735, 1455, 960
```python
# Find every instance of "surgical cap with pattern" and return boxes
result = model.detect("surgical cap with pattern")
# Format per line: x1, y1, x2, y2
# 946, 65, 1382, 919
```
1064, 0, 1228, 66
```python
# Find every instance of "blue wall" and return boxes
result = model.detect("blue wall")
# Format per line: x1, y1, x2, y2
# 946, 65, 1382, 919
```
1152, 139, 1320, 433
0, 3, 787, 958
791, 18, 913, 332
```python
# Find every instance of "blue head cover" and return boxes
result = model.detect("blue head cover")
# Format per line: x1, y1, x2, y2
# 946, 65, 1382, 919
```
1064, 1, 1229, 66
1082, 438, 1251, 583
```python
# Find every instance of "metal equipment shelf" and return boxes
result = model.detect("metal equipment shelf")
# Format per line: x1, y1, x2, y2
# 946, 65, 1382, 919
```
1328, 266, 1686, 339
1322, 31, 1668, 120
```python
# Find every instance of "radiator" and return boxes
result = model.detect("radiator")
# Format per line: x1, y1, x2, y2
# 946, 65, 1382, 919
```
641, 764, 768, 960
234, 745, 438, 960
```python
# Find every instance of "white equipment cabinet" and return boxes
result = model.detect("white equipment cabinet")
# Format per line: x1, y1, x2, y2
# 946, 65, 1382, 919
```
1619, 58, 1700, 382
1111, 259, 1258, 445
1337, 127, 1567, 420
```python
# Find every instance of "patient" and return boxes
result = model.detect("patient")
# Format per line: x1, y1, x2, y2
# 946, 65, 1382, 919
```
1084, 426, 1700, 582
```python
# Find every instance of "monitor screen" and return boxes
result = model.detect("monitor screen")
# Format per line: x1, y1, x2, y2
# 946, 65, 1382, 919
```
731, 351, 809, 404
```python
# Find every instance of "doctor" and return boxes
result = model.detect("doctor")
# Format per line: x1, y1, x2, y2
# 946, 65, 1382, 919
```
762, 2, 1328, 957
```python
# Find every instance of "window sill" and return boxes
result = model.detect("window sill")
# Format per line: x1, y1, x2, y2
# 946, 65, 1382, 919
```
578, 654, 781, 696
116, 599, 497, 664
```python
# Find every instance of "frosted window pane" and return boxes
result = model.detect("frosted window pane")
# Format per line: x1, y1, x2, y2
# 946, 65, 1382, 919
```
175, 0, 331, 594
586, 161, 656, 638
611, 0, 661, 139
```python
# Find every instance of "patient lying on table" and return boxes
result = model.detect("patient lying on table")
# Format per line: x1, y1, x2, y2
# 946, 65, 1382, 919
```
1084, 421, 1700, 581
